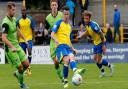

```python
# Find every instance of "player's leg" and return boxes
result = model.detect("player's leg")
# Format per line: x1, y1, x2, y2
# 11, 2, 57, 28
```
18, 46, 30, 88
53, 56, 63, 81
56, 45, 70, 88
97, 44, 113, 77
19, 42, 27, 53
69, 53, 85, 75
27, 40, 32, 63
6, 48, 29, 88
93, 45, 105, 77
26, 40, 33, 76
50, 39, 63, 81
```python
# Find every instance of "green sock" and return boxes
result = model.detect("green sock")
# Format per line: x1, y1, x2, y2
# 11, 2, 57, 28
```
56, 68, 63, 80
16, 70, 24, 84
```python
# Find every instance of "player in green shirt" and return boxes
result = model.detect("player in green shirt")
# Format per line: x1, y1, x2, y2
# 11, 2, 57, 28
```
44, 0, 63, 81
2, 2, 29, 89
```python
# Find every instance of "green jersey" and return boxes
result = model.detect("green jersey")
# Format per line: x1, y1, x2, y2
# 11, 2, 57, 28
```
45, 11, 63, 30
45, 11, 63, 60
2, 16, 18, 47
2, 16, 27, 68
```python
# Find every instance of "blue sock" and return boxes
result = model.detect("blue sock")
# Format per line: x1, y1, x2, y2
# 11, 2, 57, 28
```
102, 59, 108, 66
28, 55, 32, 63
63, 64, 68, 79
70, 61, 77, 71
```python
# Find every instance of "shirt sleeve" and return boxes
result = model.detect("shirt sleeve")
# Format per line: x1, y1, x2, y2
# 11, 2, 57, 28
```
28, 16, 35, 30
16, 16, 21, 28
44, 20, 50, 30
92, 22, 100, 33
30, 18, 35, 30
52, 20, 62, 33
2, 23, 9, 34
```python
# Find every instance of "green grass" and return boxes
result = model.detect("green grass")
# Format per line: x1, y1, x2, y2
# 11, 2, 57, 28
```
0, 63, 128, 89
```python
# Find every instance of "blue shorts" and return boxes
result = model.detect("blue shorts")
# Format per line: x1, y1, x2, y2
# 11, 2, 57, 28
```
93, 43, 104, 54
19, 40, 33, 53
56, 44, 73, 63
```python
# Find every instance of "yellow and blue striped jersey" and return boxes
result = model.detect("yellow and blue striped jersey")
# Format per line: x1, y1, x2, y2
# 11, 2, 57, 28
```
16, 15, 35, 42
52, 20, 72, 46
86, 21, 104, 45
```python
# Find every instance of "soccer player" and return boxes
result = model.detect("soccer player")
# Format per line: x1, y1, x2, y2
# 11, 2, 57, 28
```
2, 2, 29, 88
77, 10, 113, 77
44, 0, 63, 81
51, 7, 85, 88
16, 7, 35, 76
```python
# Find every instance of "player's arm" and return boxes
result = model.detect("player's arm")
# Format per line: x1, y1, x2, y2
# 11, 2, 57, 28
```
16, 19, 28, 44
44, 20, 49, 36
77, 30, 88, 40
30, 17, 36, 43
70, 33, 78, 54
51, 20, 62, 45
2, 23, 16, 52
51, 32, 59, 45
98, 30, 106, 44
17, 27, 28, 44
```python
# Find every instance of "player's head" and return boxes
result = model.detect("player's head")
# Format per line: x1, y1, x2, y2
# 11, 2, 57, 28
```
63, 6, 70, 22
7, 2, 16, 17
114, 4, 118, 10
50, 0, 58, 13
83, 10, 92, 25
21, 7, 27, 18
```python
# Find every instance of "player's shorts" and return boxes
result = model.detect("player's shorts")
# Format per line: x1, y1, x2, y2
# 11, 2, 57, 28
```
19, 40, 33, 53
93, 43, 106, 55
50, 39, 56, 60
56, 44, 73, 63
5, 45, 27, 68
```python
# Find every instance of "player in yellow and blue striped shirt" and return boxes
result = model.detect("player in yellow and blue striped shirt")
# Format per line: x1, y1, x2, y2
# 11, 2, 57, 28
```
78, 10, 113, 77
16, 7, 35, 76
51, 7, 85, 88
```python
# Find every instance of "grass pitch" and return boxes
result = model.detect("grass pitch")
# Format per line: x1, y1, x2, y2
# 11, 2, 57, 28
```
0, 63, 128, 89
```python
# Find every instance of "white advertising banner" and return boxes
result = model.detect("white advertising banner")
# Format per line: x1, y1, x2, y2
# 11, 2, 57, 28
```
32, 46, 53, 64
0, 48, 5, 64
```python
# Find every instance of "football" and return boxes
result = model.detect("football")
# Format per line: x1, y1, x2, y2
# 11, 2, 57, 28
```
72, 74, 82, 86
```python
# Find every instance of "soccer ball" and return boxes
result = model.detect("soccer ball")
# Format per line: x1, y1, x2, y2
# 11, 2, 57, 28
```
72, 74, 82, 86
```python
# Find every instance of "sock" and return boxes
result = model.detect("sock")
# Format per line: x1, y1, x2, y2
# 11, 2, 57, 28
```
55, 63, 63, 80
63, 64, 68, 79
70, 60, 77, 72
101, 59, 109, 66
28, 55, 32, 63
56, 67, 63, 80
16, 70, 24, 85
96, 63, 105, 73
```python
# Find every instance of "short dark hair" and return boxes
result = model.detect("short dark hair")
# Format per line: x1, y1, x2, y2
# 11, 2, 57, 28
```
7, 2, 16, 9
63, 6, 70, 11
84, 10, 92, 18
50, 0, 58, 4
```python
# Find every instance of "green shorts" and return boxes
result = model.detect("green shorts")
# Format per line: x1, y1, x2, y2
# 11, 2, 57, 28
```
50, 39, 57, 60
5, 45, 27, 68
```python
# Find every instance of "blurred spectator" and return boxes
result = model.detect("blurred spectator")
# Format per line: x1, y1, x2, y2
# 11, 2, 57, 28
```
79, 0, 89, 17
113, 4, 120, 42
105, 23, 113, 43
66, 0, 76, 26
35, 22, 49, 45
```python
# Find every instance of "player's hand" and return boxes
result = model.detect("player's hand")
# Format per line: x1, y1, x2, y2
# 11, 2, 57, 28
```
73, 48, 79, 55
55, 41, 59, 46
102, 45, 106, 54
25, 41, 28, 45
76, 36, 81, 40
11, 46, 17, 52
